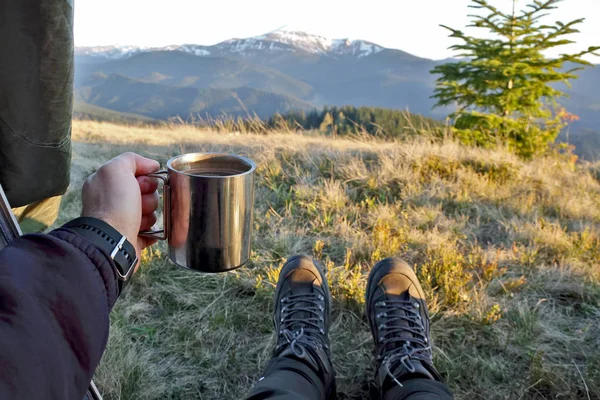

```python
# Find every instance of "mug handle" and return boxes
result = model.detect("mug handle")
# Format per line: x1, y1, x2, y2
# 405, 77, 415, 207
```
139, 170, 170, 241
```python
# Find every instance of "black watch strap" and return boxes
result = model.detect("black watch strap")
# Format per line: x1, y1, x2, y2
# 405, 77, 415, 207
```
63, 217, 138, 293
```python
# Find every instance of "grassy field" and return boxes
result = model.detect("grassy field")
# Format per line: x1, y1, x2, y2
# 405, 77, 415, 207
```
60, 120, 600, 399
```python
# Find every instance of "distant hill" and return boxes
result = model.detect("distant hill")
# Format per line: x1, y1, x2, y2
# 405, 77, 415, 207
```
73, 100, 155, 123
75, 74, 313, 120
561, 129, 600, 161
76, 51, 314, 100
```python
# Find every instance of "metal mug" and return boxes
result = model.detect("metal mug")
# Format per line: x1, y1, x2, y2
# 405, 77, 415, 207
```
140, 153, 256, 273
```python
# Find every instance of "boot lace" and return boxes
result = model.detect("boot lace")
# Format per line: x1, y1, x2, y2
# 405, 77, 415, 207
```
277, 292, 327, 357
375, 298, 431, 387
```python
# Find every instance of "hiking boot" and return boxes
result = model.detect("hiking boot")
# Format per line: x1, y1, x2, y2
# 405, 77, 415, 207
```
272, 255, 336, 397
366, 258, 443, 394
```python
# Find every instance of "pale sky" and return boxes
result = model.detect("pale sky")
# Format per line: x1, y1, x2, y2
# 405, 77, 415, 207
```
75, 0, 600, 60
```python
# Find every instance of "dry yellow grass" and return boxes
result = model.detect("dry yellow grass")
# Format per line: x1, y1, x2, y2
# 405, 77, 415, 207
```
59, 120, 600, 399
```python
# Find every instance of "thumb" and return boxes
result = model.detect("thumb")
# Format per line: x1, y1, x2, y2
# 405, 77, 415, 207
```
116, 152, 161, 176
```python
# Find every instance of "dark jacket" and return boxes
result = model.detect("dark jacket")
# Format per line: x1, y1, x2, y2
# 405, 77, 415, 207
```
0, 0, 73, 207
0, 227, 118, 399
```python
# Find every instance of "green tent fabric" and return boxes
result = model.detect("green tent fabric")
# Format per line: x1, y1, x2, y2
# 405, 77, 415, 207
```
0, 0, 73, 208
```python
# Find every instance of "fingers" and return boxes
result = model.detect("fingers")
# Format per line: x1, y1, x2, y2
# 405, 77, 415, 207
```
138, 176, 158, 193
138, 176, 160, 195
141, 192, 159, 215
140, 212, 158, 231
114, 152, 161, 176
133, 154, 161, 176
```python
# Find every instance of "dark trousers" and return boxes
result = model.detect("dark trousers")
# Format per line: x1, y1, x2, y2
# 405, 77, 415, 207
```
246, 356, 453, 400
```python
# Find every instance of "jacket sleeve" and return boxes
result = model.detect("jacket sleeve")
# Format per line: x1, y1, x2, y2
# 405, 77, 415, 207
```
0, 228, 119, 400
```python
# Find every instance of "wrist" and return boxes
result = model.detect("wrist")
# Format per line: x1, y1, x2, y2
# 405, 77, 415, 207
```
49, 229, 120, 309
62, 217, 138, 294
80, 212, 132, 243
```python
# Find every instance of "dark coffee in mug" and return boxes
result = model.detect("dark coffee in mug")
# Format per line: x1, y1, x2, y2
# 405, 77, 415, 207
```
185, 168, 240, 177
181, 155, 253, 177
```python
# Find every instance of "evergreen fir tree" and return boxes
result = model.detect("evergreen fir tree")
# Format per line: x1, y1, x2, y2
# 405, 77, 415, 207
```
431, 0, 599, 157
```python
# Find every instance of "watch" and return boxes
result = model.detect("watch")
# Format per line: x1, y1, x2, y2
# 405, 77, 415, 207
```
63, 217, 138, 294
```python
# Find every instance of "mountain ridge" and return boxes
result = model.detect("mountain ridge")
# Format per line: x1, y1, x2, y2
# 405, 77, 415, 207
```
75, 29, 408, 61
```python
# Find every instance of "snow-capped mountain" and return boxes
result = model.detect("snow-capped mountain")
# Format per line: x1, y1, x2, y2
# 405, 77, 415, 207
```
75, 30, 385, 60
216, 30, 384, 57
76, 44, 211, 60
76, 45, 149, 60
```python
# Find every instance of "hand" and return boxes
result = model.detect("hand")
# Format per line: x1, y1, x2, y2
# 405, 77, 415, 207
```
81, 152, 161, 264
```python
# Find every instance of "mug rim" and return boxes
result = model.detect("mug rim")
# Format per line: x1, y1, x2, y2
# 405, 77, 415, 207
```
166, 152, 256, 179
